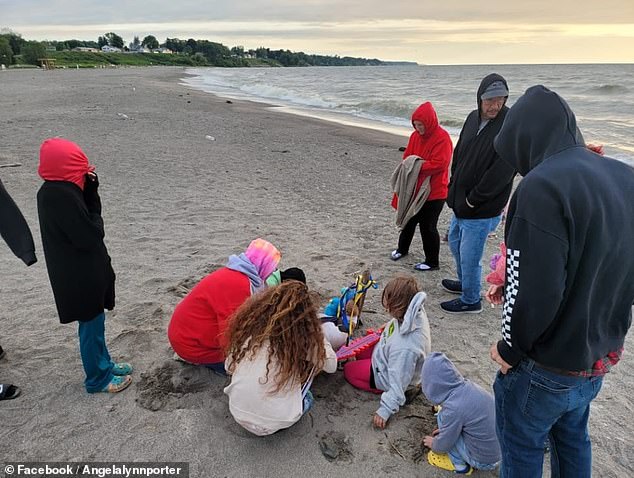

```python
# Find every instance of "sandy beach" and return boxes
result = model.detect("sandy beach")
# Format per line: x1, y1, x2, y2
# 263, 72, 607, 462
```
0, 67, 632, 477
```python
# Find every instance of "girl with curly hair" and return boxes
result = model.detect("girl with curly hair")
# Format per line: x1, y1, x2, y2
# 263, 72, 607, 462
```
224, 280, 337, 436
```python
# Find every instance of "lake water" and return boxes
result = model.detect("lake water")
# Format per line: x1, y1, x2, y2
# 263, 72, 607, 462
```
182, 64, 634, 166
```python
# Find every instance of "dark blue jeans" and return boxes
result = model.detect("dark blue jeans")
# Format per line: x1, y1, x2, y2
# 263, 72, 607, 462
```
494, 359, 603, 478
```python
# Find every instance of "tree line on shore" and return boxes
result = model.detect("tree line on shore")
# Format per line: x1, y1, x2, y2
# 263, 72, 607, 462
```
0, 29, 385, 68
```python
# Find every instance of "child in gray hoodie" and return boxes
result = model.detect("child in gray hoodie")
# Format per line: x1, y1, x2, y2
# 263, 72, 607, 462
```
421, 352, 500, 474
344, 275, 431, 429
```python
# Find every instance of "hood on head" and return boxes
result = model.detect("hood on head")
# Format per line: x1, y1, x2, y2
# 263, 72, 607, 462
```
411, 102, 439, 139
477, 73, 509, 112
244, 238, 281, 280
38, 138, 95, 190
399, 291, 426, 334
494, 85, 583, 176
421, 352, 465, 404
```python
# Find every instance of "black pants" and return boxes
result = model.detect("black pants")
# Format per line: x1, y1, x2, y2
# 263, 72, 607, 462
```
397, 199, 445, 267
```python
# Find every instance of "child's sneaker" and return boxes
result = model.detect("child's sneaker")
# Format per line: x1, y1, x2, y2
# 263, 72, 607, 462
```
95, 375, 132, 394
112, 362, 133, 376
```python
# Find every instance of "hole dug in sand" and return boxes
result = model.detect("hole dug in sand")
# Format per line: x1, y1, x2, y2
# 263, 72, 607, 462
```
318, 431, 354, 463
135, 361, 215, 412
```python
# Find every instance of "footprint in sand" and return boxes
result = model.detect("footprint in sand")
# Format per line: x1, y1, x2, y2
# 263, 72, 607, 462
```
166, 276, 199, 297
167, 263, 224, 297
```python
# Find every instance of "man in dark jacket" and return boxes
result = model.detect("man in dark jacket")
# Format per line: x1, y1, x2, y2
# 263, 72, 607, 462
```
489, 85, 634, 477
441, 74, 516, 314
0, 178, 37, 400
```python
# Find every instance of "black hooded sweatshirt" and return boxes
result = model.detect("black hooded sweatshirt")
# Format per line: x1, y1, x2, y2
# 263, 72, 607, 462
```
447, 73, 516, 219
494, 85, 634, 371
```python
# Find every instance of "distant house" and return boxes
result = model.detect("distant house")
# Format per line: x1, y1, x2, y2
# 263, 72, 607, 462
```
154, 48, 173, 54
101, 45, 121, 53
128, 44, 150, 53
74, 47, 100, 53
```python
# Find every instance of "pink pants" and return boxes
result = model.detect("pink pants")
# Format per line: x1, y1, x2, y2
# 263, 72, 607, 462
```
343, 343, 382, 394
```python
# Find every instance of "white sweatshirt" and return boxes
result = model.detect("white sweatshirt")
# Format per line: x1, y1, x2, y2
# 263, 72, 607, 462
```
224, 338, 337, 435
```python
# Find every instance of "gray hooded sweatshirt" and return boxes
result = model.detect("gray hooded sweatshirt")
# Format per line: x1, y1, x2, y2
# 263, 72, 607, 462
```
422, 352, 501, 465
372, 291, 431, 420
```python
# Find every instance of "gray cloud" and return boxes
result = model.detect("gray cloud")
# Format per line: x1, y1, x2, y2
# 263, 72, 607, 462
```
2, 0, 633, 26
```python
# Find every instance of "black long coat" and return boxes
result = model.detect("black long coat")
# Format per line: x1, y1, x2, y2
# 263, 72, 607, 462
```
0, 178, 37, 266
37, 179, 115, 323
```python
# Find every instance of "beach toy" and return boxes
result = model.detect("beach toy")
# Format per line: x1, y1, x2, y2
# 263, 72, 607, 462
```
337, 270, 378, 339
323, 297, 341, 318
336, 329, 381, 361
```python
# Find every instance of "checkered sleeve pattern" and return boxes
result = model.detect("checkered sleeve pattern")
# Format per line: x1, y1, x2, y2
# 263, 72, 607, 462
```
502, 248, 520, 347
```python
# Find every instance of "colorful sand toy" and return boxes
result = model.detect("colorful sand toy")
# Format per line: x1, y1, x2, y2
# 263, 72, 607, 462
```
335, 329, 381, 361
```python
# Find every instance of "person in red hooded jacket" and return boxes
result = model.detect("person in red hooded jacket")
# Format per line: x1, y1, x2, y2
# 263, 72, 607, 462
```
391, 102, 453, 271
37, 138, 132, 394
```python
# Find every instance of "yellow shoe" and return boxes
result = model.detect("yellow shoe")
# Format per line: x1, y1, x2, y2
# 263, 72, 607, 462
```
427, 451, 473, 475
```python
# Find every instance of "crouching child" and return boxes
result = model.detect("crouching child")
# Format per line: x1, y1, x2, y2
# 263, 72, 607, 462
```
422, 352, 500, 474
343, 275, 431, 429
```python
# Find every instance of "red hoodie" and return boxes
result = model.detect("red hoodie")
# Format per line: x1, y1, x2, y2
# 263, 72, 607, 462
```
38, 138, 96, 190
392, 102, 453, 208
167, 267, 251, 364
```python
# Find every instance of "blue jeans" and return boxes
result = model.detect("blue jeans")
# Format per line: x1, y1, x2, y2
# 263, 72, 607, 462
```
302, 390, 314, 414
203, 362, 227, 376
494, 359, 603, 478
448, 214, 501, 304
78, 312, 115, 393
437, 411, 499, 471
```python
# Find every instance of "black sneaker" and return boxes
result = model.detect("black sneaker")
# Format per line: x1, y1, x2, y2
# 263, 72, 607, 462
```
440, 298, 482, 314
441, 279, 462, 294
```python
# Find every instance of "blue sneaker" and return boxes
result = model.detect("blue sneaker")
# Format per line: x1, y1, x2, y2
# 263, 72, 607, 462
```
440, 298, 482, 314
441, 279, 462, 294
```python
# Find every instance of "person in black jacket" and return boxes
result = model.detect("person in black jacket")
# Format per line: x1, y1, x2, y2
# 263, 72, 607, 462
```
37, 138, 132, 394
489, 85, 634, 477
0, 178, 37, 400
441, 74, 516, 314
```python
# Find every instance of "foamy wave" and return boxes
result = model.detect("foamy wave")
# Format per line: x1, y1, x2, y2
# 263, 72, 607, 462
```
346, 100, 414, 120
239, 84, 334, 108
586, 84, 629, 95
440, 119, 464, 128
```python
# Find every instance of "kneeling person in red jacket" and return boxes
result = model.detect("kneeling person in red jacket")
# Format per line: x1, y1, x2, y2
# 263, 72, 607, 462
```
168, 238, 281, 374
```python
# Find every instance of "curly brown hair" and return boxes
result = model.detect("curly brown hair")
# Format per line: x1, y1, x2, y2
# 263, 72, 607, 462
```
381, 275, 420, 322
225, 280, 326, 393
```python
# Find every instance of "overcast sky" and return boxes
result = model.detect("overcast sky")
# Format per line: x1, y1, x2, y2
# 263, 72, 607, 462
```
2, 1, 633, 64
